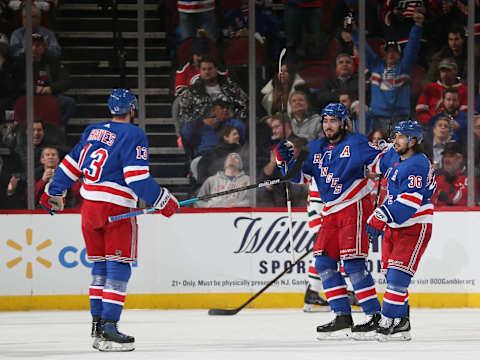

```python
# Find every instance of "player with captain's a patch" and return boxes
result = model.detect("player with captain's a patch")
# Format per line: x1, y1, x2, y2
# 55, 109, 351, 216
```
366, 120, 436, 341
275, 102, 385, 340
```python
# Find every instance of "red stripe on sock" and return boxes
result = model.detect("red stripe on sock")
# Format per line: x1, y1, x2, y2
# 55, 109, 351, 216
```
102, 291, 126, 303
324, 286, 347, 300
384, 290, 407, 303
89, 288, 103, 297
355, 287, 377, 301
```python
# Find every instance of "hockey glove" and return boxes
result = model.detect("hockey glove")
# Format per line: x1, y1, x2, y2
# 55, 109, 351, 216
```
275, 140, 294, 167
39, 183, 66, 215
366, 207, 388, 240
154, 188, 179, 218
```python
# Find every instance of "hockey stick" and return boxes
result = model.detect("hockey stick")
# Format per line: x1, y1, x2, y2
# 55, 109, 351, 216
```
108, 148, 309, 222
278, 47, 296, 263
208, 249, 313, 316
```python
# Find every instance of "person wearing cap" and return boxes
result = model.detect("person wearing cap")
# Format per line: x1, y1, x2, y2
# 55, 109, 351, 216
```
416, 57, 467, 125
350, 11, 424, 131
432, 142, 467, 207
13, 32, 75, 126
9, 3, 60, 58
194, 152, 250, 208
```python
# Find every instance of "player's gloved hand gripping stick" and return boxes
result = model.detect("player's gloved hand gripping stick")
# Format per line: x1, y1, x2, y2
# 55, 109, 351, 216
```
108, 148, 309, 223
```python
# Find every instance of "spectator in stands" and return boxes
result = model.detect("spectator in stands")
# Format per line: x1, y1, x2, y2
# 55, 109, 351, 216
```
34, 145, 81, 208
9, 3, 60, 58
369, 128, 388, 146
0, 1, 9, 36
426, 25, 478, 84
197, 125, 248, 186
288, 90, 322, 142
178, 56, 247, 130
194, 152, 250, 208
177, 0, 217, 41
283, 0, 327, 62
332, 0, 382, 56
432, 142, 467, 207
0, 154, 24, 208
416, 58, 467, 125
260, 62, 313, 116
351, 12, 424, 131
173, 29, 226, 143
0, 32, 18, 123
423, 116, 454, 170
316, 53, 358, 109
338, 91, 371, 132
13, 33, 75, 126
15, 119, 67, 176
427, 87, 467, 144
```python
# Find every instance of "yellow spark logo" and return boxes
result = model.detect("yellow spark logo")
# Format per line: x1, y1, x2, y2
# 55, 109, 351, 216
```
6, 228, 52, 279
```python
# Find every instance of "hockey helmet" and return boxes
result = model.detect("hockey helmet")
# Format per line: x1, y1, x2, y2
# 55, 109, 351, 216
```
108, 88, 138, 115
393, 120, 424, 144
321, 102, 349, 125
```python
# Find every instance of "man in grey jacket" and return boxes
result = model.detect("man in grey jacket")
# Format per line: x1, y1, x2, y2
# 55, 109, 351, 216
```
288, 90, 322, 142
194, 152, 250, 208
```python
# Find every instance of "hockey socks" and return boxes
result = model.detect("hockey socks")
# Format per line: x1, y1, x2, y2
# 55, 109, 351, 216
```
382, 269, 411, 319
315, 256, 350, 314
89, 261, 106, 317
102, 261, 131, 322
343, 259, 381, 315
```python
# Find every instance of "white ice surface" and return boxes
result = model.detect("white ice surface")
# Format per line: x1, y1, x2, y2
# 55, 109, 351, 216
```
1, 309, 479, 360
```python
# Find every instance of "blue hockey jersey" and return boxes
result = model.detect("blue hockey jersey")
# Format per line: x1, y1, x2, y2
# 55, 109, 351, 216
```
372, 146, 436, 228
48, 121, 163, 208
289, 133, 383, 215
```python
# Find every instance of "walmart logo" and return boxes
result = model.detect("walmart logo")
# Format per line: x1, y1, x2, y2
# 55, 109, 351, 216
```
7, 228, 52, 279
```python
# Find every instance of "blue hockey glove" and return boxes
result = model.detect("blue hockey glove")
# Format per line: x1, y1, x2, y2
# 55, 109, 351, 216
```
275, 140, 294, 167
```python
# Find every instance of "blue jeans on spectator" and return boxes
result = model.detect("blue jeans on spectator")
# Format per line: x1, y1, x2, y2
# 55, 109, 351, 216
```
371, 116, 410, 132
283, 5, 323, 55
57, 95, 76, 126
178, 10, 217, 41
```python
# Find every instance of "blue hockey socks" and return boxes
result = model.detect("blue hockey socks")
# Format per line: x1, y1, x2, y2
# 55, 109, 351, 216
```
382, 268, 411, 318
89, 261, 106, 317
102, 261, 131, 322
343, 259, 381, 315
315, 256, 350, 314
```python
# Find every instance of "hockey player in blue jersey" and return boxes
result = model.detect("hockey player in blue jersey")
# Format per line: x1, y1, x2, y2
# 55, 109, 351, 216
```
39, 89, 179, 351
366, 120, 436, 341
276, 103, 383, 339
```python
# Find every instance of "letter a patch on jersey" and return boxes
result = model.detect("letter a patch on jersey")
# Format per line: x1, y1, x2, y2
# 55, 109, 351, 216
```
340, 146, 350, 158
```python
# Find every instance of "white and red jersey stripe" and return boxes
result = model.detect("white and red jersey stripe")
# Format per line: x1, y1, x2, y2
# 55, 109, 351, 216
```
177, 0, 215, 13
123, 165, 150, 184
80, 180, 138, 208
385, 203, 434, 228
320, 177, 375, 216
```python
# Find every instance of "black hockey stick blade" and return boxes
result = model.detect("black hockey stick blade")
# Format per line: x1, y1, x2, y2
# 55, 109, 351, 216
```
208, 308, 240, 316
207, 250, 312, 316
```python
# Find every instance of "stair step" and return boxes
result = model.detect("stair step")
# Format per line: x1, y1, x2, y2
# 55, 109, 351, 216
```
63, 60, 172, 69
56, 17, 161, 32
69, 75, 170, 89
65, 88, 170, 96
69, 118, 175, 125
63, 46, 168, 61
59, 32, 166, 39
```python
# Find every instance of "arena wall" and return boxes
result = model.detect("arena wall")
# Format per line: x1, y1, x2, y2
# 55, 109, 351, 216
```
0, 209, 479, 310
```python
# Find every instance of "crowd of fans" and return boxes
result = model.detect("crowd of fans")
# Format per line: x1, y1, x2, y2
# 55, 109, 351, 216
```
1, 0, 480, 209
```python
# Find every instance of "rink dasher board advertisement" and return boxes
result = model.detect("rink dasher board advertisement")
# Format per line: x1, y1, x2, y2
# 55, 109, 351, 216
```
0, 211, 479, 309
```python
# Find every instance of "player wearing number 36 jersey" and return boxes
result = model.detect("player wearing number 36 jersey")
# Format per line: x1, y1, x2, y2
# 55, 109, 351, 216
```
367, 120, 436, 341
39, 89, 179, 352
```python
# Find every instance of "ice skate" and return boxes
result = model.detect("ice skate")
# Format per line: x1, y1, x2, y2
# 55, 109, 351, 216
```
376, 315, 411, 342
303, 285, 330, 312
97, 320, 135, 352
316, 314, 353, 340
91, 315, 103, 350
351, 313, 381, 341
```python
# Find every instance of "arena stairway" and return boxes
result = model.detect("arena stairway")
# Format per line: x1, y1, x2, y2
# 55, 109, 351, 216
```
57, 0, 190, 200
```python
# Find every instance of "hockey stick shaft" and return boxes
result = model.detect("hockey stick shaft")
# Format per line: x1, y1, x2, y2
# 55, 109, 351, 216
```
208, 249, 313, 315
108, 148, 309, 222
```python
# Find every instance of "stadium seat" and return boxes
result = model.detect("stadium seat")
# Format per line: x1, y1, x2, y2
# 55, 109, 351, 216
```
176, 37, 219, 66
298, 61, 335, 90
14, 95, 62, 126
223, 37, 263, 66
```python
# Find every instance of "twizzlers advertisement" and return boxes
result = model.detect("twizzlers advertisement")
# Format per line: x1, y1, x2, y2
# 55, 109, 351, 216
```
0, 211, 479, 296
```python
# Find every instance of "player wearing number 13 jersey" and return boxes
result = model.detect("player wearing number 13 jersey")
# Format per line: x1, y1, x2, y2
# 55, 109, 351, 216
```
39, 89, 179, 352
367, 120, 436, 341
